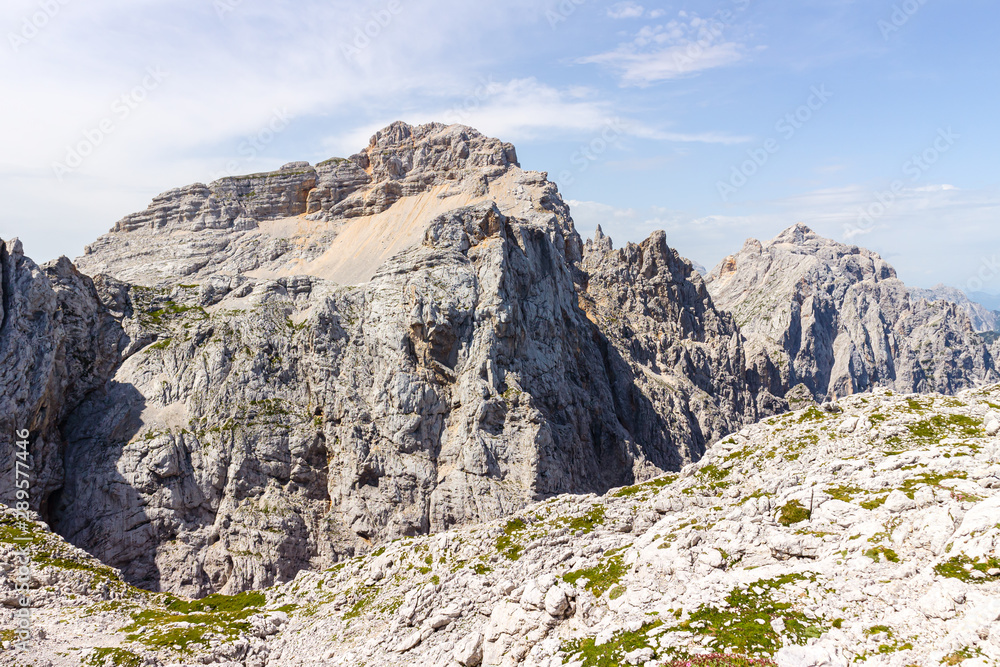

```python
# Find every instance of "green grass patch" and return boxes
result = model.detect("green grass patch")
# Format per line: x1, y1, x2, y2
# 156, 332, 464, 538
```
562, 551, 627, 598
144, 301, 209, 326
899, 471, 967, 499
567, 505, 606, 534
343, 587, 378, 621
471, 562, 492, 576
797, 407, 826, 423
823, 485, 864, 503
84, 648, 143, 667
148, 338, 172, 351
163, 590, 264, 615
665, 657, 777, 667
613, 474, 678, 498
543, 505, 608, 535
864, 546, 900, 563
0, 518, 45, 547
859, 495, 888, 510
32, 552, 128, 594
941, 647, 985, 665
496, 518, 527, 560
933, 555, 1000, 583
777, 500, 810, 526
906, 414, 982, 440
667, 574, 826, 656
122, 590, 266, 654
560, 620, 661, 667
697, 464, 730, 483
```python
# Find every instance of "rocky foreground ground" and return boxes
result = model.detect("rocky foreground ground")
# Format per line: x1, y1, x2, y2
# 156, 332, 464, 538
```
2, 385, 1000, 667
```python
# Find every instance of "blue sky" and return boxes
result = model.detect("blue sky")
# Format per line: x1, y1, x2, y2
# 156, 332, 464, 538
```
1, 0, 998, 293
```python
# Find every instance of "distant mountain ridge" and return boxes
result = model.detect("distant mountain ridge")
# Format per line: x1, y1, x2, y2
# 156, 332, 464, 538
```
705, 223, 998, 401
970, 290, 1000, 311
910, 283, 1000, 333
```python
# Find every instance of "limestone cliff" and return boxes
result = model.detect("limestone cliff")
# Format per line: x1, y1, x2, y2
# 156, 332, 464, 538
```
0, 239, 125, 519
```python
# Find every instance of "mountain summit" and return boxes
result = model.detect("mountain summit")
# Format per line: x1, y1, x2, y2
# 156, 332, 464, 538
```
77, 122, 523, 286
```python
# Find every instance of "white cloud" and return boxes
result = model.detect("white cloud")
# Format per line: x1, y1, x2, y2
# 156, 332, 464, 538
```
322, 77, 750, 160
607, 2, 645, 19
630, 126, 753, 145
578, 12, 749, 85
319, 78, 626, 157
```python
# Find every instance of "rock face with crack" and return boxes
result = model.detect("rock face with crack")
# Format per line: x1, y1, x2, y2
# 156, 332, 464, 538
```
705, 223, 998, 401
0, 238, 125, 517
3, 122, 779, 597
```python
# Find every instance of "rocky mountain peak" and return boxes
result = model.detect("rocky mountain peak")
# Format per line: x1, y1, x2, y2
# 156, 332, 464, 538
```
354, 121, 519, 182
771, 222, 818, 245
76, 122, 531, 286
5, 119, 1000, 665
1, 122, 789, 600
586, 224, 614, 254
707, 226, 993, 400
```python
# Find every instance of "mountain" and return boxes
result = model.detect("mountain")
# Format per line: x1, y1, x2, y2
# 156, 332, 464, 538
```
909, 284, 1000, 333
6, 385, 1000, 665
705, 223, 998, 401
970, 291, 1000, 312
5, 122, 1000, 665
1, 122, 780, 598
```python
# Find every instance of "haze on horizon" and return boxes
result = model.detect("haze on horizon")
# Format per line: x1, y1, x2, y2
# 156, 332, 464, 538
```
1, 0, 998, 294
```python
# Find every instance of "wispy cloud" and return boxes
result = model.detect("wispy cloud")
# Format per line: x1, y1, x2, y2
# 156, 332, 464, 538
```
320, 78, 624, 156
322, 77, 749, 157
0, 0, 566, 260
577, 12, 750, 85
607, 2, 645, 19
632, 127, 753, 145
